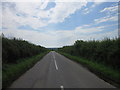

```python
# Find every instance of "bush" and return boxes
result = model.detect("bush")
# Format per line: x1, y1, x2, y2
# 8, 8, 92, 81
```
2, 37, 47, 63
58, 38, 120, 69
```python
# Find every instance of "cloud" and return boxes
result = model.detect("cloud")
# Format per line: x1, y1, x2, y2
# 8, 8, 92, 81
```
2, 0, 119, 2
2, 2, 118, 47
0, 2, 2, 30
2, 2, 87, 30
74, 21, 118, 34
82, 8, 90, 14
82, 2, 102, 14
3, 29, 59, 47
75, 29, 118, 41
93, 4, 118, 24
100, 5, 118, 13
94, 15, 118, 24
2, 2, 49, 29
48, 2, 87, 23
75, 26, 104, 34
3, 23, 117, 48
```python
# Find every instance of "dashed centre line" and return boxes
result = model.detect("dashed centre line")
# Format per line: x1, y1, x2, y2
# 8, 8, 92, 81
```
53, 52, 58, 70
54, 59, 58, 70
60, 85, 64, 90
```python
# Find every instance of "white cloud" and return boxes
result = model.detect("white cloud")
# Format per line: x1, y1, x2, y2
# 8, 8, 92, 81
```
82, 8, 90, 14
91, 4, 118, 25
49, 2, 87, 23
2, 2, 48, 29
75, 29, 118, 41
75, 26, 104, 33
82, 2, 102, 14
74, 22, 118, 34
2, 0, 119, 2
94, 15, 118, 24
3, 23, 118, 48
100, 5, 118, 13
0, 2, 2, 30
3, 29, 59, 47
91, 2, 102, 8
2, 2, 118, 47
2, 2, 87, 29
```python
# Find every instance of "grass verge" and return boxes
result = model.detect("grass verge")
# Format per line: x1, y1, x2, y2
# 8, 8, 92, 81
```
58, 51, 120, 88
2, 51, 49, 88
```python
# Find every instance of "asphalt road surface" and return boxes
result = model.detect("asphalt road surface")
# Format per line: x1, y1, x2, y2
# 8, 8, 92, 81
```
10, 51, 115, 88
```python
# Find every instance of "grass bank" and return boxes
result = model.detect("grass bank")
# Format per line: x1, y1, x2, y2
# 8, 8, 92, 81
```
58, 51, 120, 88
2, 51, 49, 88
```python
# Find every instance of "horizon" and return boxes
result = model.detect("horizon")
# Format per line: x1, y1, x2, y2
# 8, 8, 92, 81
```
2, 35, 119, 48
1, 1, 119, 48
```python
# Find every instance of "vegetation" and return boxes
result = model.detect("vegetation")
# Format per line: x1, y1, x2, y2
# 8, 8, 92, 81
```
58, 52, 120, 86
58, 38, 120, 69
3, 52, 48, 88
2, 36, 47, 63
58, 38, 120, 86
2, 36, 49, 88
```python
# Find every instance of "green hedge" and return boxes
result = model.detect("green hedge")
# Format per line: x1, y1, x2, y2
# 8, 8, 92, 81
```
3, 52, 49, 88
58, 52, 120, 87
58, 38, 120, 69
2, 37, 47, 63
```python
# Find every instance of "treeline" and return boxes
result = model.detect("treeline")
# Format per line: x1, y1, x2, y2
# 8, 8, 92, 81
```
2, 36, 47, 63
58, 38, 120, 69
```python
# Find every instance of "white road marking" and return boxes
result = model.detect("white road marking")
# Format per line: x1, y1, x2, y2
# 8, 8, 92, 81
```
54, 59, 58, 70
52, 52, 58, 70
60, 86, 64, 90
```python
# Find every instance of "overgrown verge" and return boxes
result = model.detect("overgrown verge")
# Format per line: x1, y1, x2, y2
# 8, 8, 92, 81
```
2, 51, 49, 88
2, 36, 47, 63
58, 51, 120, 88
58, 38, 120, 69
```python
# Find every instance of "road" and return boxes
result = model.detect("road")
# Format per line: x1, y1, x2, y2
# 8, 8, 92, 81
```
10, 51, 115, 88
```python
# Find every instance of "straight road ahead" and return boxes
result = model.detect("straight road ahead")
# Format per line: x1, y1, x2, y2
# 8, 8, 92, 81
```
10, 51, 115, 88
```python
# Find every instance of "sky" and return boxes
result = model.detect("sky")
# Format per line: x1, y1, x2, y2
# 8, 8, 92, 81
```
1, 1, 119, 48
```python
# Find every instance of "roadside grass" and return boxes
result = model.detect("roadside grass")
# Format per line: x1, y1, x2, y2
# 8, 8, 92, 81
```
2, 51, 49, 88
58, 51, 120, 87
